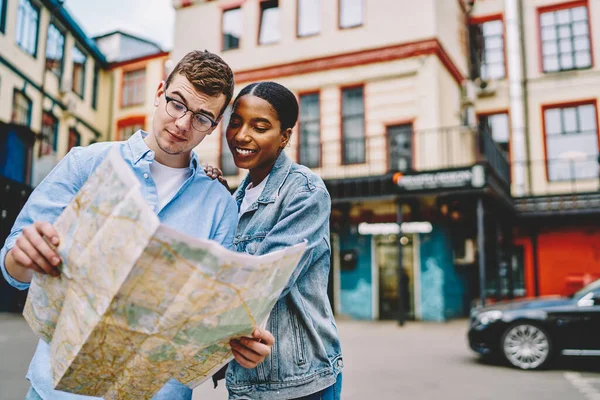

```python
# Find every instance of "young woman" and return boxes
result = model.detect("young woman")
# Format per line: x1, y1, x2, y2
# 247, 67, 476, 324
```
223, 82, 343, 400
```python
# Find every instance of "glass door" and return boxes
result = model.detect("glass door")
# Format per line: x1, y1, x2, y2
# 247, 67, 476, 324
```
376, 234, 414, 320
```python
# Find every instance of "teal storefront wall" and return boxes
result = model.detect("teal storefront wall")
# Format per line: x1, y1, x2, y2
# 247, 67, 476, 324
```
419, 225, 469, 321
339, 230, 373, 320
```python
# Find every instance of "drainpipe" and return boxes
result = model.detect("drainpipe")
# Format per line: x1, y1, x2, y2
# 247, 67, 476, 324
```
476, 198, 487, 306
505, 0, 531, 196
396, 200, 405, 326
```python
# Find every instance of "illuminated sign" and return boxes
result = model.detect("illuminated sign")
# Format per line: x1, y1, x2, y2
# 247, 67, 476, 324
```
358, 223, 400, 235
357, 222, 433, 235
393, 165, 485, 192
400, 222, 433, 233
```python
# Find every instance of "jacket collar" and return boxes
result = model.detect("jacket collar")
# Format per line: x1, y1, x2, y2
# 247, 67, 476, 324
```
235, 151, 292, 205
127, 130, 199, 171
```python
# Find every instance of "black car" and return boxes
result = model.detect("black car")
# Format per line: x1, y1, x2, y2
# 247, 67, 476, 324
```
468, 279, 600, 370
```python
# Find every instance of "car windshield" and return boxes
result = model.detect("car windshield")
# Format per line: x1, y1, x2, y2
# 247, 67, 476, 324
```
572, 279, 600, 299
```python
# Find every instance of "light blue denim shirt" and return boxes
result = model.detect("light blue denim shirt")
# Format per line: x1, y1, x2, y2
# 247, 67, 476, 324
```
226, 151, 343, 400
0, 131, 238, 400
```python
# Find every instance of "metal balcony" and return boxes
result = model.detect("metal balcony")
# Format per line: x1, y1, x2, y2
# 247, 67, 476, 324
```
513, 156, 600, 217
302, 125, 510, 201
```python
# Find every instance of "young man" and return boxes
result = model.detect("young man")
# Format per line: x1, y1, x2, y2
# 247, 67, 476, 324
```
0, 50, 274, 400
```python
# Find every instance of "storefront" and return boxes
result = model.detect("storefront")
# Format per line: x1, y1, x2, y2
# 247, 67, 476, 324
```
328, 163, 517, 322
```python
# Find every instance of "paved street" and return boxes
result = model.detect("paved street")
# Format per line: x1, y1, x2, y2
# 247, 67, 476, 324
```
2, 313, 599, 399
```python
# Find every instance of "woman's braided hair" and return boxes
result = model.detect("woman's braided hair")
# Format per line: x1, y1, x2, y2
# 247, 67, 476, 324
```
233, 82, 299, 131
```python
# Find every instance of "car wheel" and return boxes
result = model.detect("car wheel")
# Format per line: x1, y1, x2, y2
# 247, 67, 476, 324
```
501, 322, 552, 370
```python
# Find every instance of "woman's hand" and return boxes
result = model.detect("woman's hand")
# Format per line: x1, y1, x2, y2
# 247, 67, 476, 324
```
203, 164, 230, 191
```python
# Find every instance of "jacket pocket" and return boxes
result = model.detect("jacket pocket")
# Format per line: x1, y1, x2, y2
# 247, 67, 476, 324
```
289, 308, 307, 366
234, 236, 265, 255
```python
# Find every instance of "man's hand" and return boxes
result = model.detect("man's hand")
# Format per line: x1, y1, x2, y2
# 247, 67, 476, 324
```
5, 222, 61, 282
203, 164, 230, 191
230, 328, 275, 369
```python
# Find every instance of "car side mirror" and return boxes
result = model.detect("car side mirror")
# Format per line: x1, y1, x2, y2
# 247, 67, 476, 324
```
577, 292, 598, 307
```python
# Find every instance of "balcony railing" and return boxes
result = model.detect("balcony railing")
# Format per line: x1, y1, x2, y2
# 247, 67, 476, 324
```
302, 125, 510, 186
513, 156, 600, 216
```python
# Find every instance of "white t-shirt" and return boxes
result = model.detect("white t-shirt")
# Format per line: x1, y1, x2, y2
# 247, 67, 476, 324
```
239, 177, 269, 216
149, 160, 192, 212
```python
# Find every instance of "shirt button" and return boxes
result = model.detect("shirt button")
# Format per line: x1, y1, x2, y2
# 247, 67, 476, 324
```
143, 173, 149, 179
150, 205, 155, 211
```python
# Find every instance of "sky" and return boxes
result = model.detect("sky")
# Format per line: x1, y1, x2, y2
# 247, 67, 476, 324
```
63, 0, 175, 50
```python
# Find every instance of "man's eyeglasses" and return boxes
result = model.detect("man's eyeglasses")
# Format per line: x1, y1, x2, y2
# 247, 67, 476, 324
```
164, 93, 218, 133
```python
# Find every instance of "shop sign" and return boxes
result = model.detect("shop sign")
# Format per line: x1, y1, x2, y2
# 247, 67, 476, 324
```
400, 221, 432, 233
358, 222, 400, 235
393, 165, 485, 192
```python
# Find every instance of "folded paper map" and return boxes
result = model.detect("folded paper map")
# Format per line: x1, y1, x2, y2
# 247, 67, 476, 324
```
23, 149, 306, 399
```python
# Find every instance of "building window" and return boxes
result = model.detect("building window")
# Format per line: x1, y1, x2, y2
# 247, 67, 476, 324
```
259, 0, 280, 45
544, 102, 598, 181
341, 86, 365, 164
46, 23, 64, 77
11, 90, 32, 126
387, 124, 413, 172
118, 124, 142, 141
40, 112, 58, 156
470, 18, 505, 80
16, 0, 40, 56
0, 0, 8, 33
479, 112, 510, 158
72, 45, 87, 98
220, 105, 237, 176
339, 0, 363, 29
299, 93, 320, 168
540, 4, 592, 73
122, 68, 145, 108
68, 128, 81, 151
92, 66, 99, 109
117, 117, 145, 141
298, 0, 320, 37
222, 7, 242, 51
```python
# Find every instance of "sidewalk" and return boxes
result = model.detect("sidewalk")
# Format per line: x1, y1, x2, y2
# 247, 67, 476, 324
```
1, 314, 596, 400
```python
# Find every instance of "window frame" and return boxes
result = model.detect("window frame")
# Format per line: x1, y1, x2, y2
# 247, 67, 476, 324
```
386, 122, 414, 173
477, 110, 511, 161
297, 91, 321, 168
0, 0, 8, 34
71, 44, 87, 99
68, 127, 81, 151
222, 6, 242, 51
40, 111, 59, 157
297, 0, 321, 38
116, 116, 145, 141
340, 84, 366, 165
469, 14, 507, 81
45, 22, 65, 79
11, 89, 32, 126
537, 0, 594, 73
92, 65, 99, 109
121, 67, 146, 108
338, 0, 364, 30
258, 0, 280, 46
15, 0, 40, 57
541, 99, 600, 182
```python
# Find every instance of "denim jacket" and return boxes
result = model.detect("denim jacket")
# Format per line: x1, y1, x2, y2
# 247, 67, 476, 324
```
226, 152, 343, 400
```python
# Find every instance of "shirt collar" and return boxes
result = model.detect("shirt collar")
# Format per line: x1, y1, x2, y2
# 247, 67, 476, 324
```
235, 151, 292, 205
127, 130, 198, 171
